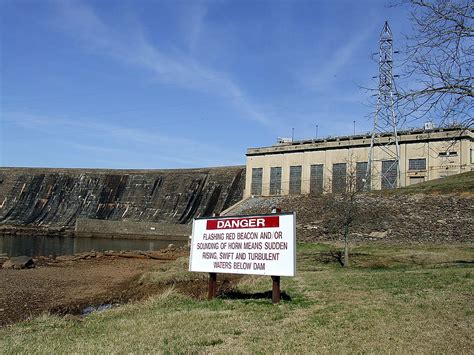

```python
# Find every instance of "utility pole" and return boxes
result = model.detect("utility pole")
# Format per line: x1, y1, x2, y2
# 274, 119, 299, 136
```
365, 21, 401, 191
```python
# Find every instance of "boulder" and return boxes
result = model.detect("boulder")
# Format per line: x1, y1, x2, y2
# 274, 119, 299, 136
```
2, 256, 35, 269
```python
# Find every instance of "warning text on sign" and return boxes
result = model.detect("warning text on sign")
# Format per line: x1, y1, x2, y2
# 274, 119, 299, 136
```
189, 213, 296, 276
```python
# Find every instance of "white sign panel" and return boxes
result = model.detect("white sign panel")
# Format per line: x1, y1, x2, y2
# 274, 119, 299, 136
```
189, 213, 296, 276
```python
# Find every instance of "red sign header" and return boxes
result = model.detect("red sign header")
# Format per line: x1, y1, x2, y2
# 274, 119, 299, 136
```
206, 216, 280, 230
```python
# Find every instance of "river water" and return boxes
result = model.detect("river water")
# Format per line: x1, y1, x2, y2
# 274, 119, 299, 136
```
0, 235, 187, 257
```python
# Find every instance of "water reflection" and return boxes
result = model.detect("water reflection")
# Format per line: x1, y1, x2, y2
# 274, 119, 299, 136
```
0, 235, 187, 257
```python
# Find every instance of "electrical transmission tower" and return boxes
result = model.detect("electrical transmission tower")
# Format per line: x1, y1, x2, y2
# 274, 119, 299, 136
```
365, 21, 401, 190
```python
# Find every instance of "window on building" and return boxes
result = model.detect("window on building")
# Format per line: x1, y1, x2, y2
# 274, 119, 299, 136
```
408, 158, 426, 171
251, 168, 263, 196
269, 167, 282, 195
289, 165, 302, 195
310, 164, 324, 194
356, 162, 368, 192
332, 163, 346, 193
381, 160, 397, 189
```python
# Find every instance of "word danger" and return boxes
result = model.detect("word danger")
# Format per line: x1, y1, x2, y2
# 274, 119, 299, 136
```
206, 216, 279, 230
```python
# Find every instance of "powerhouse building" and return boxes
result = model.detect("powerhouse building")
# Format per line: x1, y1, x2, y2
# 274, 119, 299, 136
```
244, 127, 474, 197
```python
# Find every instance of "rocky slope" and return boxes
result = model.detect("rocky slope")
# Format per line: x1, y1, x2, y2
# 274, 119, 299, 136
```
229, 193, 473, 244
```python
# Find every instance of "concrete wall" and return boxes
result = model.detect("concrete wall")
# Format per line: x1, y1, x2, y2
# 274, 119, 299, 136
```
245, 128, 473, 196
75, 219, 191, 239
0, 166, 245, 229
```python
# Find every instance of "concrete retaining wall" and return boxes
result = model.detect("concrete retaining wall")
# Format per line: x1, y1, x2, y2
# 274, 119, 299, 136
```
75, 219, 191, 240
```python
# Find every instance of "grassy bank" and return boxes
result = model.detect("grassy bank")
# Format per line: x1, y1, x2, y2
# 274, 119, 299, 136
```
380, 171, 474, 195
1, 243, 473, 353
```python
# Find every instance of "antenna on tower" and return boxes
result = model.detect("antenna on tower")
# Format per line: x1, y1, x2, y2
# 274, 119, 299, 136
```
364, 21, 401, 191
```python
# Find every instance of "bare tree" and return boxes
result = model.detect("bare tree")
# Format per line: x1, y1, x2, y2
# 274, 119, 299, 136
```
341, 159, 361, 267
396, 0, 473, 127
327, 155, 361, 267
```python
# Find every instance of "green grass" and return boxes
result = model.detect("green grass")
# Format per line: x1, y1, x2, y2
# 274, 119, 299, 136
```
1, 242, 473, 353
379, 171, 474, 195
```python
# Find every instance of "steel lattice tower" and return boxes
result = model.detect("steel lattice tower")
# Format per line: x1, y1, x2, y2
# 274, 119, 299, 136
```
365, 21, 401, 190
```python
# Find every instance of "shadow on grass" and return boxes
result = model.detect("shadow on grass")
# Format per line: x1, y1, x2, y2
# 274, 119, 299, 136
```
219, 289, 292, 301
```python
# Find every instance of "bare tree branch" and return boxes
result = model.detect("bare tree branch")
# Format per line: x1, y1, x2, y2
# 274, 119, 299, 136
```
397, 0, 473, 127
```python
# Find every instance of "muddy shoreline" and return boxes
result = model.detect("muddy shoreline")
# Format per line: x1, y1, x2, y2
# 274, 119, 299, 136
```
0, 250, 180, 326
0, 249, 239, 327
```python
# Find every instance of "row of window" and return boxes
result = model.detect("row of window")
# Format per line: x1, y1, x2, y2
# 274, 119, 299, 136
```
251, 158, 426, 195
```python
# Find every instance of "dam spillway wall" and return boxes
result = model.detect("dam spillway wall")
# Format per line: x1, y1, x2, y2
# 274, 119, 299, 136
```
0, 166, 245, 231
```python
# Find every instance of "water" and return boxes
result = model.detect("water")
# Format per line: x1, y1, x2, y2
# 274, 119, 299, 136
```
0, 235, 187, 257
82, 304, 113, 316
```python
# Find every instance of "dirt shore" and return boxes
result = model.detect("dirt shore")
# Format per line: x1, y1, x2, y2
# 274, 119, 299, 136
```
0, 255, 185, 326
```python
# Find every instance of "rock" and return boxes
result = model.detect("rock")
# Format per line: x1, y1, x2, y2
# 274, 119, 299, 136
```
369, 231, 389, 239
2, 256, 35, 269
2, 260, 13, 269
167, 243, 176, 250
13, 256, 36, 269
55, 255, 75, 262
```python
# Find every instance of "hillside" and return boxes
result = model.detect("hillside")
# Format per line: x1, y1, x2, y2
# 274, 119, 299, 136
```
227, 173, 474, 244
381, 171, 474, 195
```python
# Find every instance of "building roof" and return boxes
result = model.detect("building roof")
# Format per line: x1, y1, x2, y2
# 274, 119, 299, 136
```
246, 127, 474, 156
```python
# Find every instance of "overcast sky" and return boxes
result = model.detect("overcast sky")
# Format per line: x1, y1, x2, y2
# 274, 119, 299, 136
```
1, 0, 413, 169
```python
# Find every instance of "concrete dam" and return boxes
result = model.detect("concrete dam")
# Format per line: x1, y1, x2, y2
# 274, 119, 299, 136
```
0, 166, 245, 236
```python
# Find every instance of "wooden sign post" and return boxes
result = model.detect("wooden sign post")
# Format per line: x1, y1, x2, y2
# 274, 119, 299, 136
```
271, 206, 282, 304
271, 275, 281, 304
208, 272, 217, 300
190, 209, 296, 304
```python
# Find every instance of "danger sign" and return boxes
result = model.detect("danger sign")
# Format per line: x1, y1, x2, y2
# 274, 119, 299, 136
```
189, 213, 296, 276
